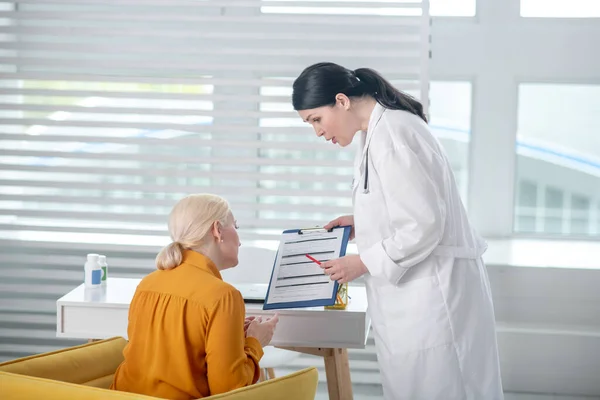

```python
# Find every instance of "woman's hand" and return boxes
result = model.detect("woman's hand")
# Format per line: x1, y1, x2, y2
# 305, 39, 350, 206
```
244, 316, 255, 334
321, 255, 368, 284
324, 215, 355, 240
246, 314, 279, 348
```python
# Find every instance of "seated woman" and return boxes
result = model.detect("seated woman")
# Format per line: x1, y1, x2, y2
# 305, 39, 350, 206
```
111, 194, 279, 399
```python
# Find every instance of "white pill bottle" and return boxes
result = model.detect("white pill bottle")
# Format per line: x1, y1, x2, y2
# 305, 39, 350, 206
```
84, 253, 102, 288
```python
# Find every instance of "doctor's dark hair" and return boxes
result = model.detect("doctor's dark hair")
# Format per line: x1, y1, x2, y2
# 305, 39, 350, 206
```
292, 62, 427, 123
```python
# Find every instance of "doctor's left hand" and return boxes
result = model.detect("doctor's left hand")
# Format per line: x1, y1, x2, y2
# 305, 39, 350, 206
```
321, 255, 368, 284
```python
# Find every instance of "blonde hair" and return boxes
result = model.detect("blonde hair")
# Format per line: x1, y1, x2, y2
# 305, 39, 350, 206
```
156, 194, 231, 270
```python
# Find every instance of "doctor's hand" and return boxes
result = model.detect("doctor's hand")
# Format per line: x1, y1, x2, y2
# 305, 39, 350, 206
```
321, 255, 368, 284
324, 215, 355, 240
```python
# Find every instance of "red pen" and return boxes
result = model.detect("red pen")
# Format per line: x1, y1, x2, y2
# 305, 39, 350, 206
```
305, 254, 321, 265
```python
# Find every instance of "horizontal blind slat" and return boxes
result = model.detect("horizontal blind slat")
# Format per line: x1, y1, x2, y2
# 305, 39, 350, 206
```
0, 73, 305, 86
0, 230, 285, 243
0, 134, 339, 151
10, 0, 423, 7
0, 195, 350, 213
0, 88, 292, 102
0, 209, 328, 229
0, 73, 423, 89
0, 57, 422, 75
0, 118, 318, 134
1, 42, 422, 58
0, 11, 423, 27
0, 149, 353, 167
0, 238, 160, 252
0, 102, 341, 119
0, 26, 421, 43
0, 224, 169, 238
0, 164, 351, 181
0, 179, 351, 196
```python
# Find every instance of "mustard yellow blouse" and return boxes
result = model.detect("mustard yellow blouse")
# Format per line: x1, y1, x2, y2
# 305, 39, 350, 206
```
111, 250, 263, 399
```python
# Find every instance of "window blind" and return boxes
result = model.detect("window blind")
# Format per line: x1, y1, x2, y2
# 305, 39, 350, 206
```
0, 0, 430, 372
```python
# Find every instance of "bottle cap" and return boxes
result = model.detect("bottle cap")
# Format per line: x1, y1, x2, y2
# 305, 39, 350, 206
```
87, 253, 99, 262
98, 255, 107, 263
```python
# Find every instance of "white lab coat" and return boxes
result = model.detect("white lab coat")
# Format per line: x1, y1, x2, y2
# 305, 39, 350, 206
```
352, 103, 503, 400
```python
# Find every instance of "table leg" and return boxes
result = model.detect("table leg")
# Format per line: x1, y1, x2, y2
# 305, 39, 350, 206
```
323, 348, 353, 400
278, 346, 353, 400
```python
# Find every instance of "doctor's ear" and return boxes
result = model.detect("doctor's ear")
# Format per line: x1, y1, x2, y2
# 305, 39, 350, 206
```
335, 93, 351, 110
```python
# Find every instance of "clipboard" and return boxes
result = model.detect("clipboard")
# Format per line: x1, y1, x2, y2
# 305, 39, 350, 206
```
262, 225, 352, 310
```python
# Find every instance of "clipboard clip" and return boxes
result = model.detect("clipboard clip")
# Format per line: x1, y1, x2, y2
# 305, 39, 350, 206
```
298, 226, 333, 235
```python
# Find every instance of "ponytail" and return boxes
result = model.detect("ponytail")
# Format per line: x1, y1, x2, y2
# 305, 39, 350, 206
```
156, 241, 183, 270
354, 68, 427, 123
156, 193, 231, 271
292, 62, 427, 123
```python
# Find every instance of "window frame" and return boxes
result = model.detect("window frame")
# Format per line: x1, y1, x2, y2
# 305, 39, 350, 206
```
431, 0, 600, 239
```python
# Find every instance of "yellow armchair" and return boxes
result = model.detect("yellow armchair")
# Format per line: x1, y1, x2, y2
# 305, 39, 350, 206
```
0, 337, 318, 400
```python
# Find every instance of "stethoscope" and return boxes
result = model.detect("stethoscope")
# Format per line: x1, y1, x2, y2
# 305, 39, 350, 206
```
354, 107, 384, 195
362, 149, 370, 194
352, 145, 370, 194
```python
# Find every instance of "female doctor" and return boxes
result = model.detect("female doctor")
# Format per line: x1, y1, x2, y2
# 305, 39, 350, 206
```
292, 62, 503, 400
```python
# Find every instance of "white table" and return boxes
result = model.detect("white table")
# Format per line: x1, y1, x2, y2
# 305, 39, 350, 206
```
57, 277, 370, 400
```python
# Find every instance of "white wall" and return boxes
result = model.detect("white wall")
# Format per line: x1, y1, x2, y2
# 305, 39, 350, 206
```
486, 258, 600, 396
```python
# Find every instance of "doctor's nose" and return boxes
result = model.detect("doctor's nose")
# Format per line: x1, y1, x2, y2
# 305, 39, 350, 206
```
315, 128, 325, 137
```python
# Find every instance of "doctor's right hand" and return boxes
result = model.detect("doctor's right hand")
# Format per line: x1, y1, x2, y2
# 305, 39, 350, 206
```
324, 215, 355, 240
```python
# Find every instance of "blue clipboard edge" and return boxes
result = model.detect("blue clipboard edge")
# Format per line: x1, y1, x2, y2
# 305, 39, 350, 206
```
262, 225, 352, 310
